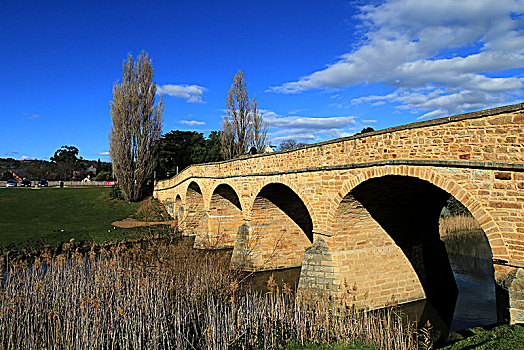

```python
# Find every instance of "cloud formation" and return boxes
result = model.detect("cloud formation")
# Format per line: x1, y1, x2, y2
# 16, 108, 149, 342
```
97, 151, 110, 156
261, 110, 358, 144
157, 84, 207, 103
270, 0, 524, 118
180, 120, 206, 126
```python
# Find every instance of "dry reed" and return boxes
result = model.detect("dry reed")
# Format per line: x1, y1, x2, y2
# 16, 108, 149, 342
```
0, 241, 416, 349
439, 215, 481, 237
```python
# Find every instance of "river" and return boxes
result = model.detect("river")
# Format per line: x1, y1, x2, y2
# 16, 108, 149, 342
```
244, 228, 497, 345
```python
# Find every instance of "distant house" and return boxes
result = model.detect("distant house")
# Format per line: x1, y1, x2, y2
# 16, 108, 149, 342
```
263, 145, 277, 153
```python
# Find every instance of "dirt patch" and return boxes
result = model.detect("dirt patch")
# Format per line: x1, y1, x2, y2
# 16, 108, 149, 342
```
112, 218, 176, 229
132, 196, 170, 221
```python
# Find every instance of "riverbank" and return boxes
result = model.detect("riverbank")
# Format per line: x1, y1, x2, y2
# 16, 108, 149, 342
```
441, 324, 523, 349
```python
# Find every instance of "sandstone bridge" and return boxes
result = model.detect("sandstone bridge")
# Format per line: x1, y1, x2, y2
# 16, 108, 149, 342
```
154, 103, 524, 324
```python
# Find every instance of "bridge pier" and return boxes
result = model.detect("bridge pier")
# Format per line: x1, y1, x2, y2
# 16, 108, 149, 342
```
230, 220, 312, 271
495, 265, 524, 324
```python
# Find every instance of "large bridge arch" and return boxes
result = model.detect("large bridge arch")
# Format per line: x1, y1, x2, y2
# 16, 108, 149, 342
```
231, 181, 314, 271
298, 165, 511, 316
327, 166, 510, 261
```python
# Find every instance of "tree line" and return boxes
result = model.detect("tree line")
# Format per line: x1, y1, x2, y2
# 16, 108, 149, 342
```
0, 146, 113, 182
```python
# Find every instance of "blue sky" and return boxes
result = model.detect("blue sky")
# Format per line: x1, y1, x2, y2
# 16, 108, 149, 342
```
1, 0, 523, 161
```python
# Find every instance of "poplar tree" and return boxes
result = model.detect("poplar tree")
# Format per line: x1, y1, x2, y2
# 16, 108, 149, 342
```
251, 94, 268, 153
109, 52, 164, 201
222, 71, 252, 159
220, 71, 268, 159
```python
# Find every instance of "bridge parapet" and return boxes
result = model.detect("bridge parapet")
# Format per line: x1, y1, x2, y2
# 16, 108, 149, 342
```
156, 103, 523, 192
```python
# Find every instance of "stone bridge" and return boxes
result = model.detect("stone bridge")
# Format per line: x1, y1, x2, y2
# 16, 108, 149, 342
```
154, 103, 524, 324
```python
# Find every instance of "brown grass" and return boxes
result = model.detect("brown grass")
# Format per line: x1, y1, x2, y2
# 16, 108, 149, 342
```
439, 215, 481, 237
0, 240, 418, 349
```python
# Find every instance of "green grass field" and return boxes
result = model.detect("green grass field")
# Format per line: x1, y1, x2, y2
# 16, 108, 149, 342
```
0, 187, 140, 253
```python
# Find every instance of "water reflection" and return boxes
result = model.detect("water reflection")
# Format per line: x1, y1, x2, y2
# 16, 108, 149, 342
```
244, 228, 497, 344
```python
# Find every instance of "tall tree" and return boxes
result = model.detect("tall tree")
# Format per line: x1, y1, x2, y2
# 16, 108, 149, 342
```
221, 71, 252, 159
50, 145, 81, 163
220, 71, 269, 159
251, 94, 268, 152
109, 52, 164, 201
50, 145, 83, 180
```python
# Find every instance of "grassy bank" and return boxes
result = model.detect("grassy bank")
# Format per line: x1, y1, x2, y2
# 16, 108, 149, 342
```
0, 187, 140, 254
441, 324, 523, 349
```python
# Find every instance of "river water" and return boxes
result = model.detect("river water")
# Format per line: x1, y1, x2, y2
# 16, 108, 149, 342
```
245, 228, 497, 344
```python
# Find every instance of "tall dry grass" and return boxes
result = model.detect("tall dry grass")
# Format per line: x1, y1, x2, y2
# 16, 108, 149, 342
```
439, 215, 481, 237
0, 240, 419, 349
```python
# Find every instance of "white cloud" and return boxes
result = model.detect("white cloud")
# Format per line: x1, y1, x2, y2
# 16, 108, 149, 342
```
361, 119, 377, 123
20, 155, 34, 160
263, 110, 358, 144
266, 115, 356, 129
270, 0, 524, 118
180, 120, 206, 126
97, 151, 110, 156
157, 84, 207, 103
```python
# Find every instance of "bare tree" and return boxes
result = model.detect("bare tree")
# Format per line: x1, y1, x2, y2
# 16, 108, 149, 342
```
251, 94, 268, 152
278, 139, 307, 151
221, 71, 252, 159
110, 52, 164, 201
220, 118, 235, 160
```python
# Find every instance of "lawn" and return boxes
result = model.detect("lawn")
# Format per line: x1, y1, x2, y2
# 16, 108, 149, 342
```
0, 187, 140, 253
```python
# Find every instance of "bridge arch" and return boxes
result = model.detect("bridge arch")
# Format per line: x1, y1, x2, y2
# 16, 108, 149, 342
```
246, 177, 319, 231
184, 181, 208, 236
328, 166, 510, 261
203, 183, 244, 248
315, 165, 509, 315
231, 181, 314, 270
